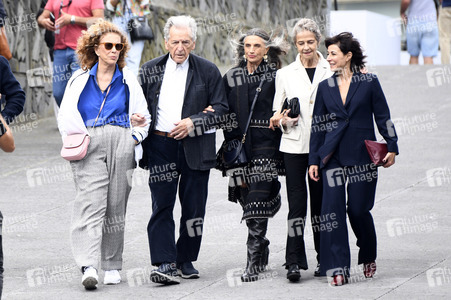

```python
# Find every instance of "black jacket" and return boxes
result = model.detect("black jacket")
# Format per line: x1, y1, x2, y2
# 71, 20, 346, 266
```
139, 53, 229, 171
223, 61, 282, 161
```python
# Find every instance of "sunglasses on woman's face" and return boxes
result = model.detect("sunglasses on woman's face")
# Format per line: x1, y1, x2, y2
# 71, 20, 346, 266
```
99, 42, 124, 51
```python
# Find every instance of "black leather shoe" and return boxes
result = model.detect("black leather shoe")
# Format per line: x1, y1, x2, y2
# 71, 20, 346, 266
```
150, 263, 180, 285
286, 264, 301, 282
177, 262, 200, 279
314, 263, 321, 277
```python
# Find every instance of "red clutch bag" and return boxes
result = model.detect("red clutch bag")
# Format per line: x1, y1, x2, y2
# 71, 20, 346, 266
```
364, 140, 388, 166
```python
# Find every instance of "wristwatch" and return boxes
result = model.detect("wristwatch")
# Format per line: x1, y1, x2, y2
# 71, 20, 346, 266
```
0, 119, 6, 137
70, 15, 76, 25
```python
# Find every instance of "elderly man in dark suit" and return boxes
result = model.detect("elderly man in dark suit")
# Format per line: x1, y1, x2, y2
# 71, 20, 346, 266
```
137, 15, 228, 285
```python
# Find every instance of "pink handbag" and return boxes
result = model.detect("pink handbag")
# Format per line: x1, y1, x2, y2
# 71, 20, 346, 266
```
61, 134, 90, 161
60, 86, 111, 161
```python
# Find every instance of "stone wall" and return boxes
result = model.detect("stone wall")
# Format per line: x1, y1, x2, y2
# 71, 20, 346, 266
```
143, 0, 330, 66
3, 0, 329, 118
3, 0, 54, 119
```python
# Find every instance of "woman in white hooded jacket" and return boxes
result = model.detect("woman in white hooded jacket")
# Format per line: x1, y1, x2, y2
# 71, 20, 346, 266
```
57, 20, 150, 290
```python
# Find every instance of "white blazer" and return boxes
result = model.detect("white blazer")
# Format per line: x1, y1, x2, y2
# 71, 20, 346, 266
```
57, 66, 151, 164
273, 52, 333, 154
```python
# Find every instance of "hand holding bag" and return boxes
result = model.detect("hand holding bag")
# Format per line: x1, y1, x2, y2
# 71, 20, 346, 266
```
281, 97, 300, 118
60, 86, 111, 161
364, 140, 388, 166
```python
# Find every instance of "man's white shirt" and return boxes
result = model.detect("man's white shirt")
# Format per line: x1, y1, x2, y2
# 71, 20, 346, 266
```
155, 55, 189, 132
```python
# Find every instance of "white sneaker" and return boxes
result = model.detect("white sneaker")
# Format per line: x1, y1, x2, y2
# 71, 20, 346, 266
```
104, 270, 121, 285
82, 266, 98, 290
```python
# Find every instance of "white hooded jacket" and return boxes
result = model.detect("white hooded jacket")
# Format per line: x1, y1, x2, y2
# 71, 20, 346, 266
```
57, 66, 151, 164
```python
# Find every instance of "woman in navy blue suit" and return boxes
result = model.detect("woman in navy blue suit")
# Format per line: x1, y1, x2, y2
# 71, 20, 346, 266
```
308, 32, 399, 286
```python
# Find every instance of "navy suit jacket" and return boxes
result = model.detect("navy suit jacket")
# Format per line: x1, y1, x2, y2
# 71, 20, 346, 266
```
139, 53, 228, 171
309, 72, 399, 168
0, 56, 26, 123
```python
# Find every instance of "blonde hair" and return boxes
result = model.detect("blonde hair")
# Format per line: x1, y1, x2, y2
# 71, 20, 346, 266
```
76, 20, 130, 71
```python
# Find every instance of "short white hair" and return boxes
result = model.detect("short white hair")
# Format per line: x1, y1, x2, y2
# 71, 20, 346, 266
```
164, 15, 197, 42
292, 18, 322, 44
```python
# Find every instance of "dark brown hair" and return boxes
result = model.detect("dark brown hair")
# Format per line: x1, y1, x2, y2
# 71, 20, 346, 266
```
325, 32, 367, 72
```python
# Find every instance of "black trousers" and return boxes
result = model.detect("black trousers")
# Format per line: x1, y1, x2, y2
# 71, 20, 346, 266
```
145, 134, 210, 265
319, 157, 378, 276
283, 153, 323, 269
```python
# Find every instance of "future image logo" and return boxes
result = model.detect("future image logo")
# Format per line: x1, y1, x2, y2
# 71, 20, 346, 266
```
426, 167, 451, 187
426, 67, 451, 87
426, 267, 451, 287
226, 68, 245, 87
287, 218, 305, 237
326, 168, 345, 187
226, 267, 243, 287
126, 267, 151, 287
386, 213, 438, 237
186, 218, 203, 237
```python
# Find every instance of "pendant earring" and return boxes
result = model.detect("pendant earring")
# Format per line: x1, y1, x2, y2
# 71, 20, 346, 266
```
264, 54, 268, 63
243, 54, 247, 62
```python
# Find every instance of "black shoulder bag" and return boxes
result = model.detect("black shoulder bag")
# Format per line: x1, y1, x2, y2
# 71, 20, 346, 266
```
124, 1, 154, 43
217, 70, 266, 170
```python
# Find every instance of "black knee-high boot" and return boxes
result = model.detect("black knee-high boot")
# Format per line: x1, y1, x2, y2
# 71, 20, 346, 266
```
241, 218, 269, 282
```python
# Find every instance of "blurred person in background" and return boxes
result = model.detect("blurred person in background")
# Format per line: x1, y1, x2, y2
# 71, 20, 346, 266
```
106, 0, 151, 76
57, 20, 150, 290
0, 59, 24, 297
269, 18, 333, 282
0, 113, 15, 297
0, 56, 26, 124
401, 0, 439, 64
439, 0, 451, 64
37, 0, 104, 107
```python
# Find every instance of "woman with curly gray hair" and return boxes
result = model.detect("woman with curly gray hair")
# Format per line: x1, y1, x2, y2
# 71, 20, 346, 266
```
221, 28, 288, 282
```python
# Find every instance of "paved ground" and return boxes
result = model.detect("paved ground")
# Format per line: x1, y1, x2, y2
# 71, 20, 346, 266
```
1, 65, 451, 299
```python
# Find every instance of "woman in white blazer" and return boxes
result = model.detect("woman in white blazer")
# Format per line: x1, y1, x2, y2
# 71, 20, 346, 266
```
270, 18, 333, 282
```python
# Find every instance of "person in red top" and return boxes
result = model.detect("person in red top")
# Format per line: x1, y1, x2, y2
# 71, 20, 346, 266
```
37, 0, 104, 107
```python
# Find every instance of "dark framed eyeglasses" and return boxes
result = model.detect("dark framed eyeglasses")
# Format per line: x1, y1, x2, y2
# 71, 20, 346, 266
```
99, 42, 125, 51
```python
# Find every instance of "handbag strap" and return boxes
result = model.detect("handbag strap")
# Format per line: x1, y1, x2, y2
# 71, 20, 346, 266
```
93, 85, 112, 127
241, 68, 267, 144
123, 0, 132, 15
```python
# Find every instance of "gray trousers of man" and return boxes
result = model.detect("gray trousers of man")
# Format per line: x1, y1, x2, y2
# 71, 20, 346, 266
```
70, 125, 135, 271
